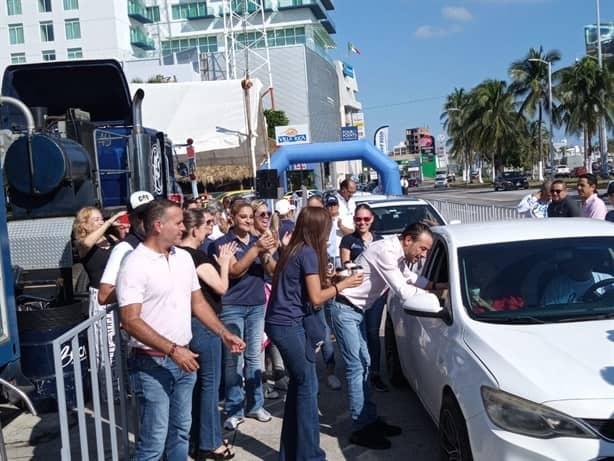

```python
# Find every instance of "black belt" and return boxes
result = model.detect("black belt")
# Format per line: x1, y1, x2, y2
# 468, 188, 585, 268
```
335, 295, 363, 313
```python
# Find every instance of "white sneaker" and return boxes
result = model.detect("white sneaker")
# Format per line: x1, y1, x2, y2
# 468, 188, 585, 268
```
223, 415, 244, 430
246, 407, 272, 422
327, 374, 342, 390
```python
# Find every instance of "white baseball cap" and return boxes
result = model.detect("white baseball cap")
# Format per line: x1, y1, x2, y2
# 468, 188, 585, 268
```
275, 199, 296, 216
128, 191, 154, 213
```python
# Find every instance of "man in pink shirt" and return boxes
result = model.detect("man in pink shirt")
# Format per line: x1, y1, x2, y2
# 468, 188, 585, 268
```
577, 174, 607, 219
116, 199, 245, 461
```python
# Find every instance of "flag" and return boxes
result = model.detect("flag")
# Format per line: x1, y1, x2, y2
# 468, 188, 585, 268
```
348, 42, 361, 56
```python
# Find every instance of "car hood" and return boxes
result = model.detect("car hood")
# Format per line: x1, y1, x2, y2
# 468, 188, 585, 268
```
463, 319, 614, 404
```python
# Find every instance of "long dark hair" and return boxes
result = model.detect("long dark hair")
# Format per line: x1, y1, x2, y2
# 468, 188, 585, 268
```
272, 207, 331, 289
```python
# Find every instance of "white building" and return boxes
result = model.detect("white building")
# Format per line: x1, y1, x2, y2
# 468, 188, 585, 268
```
0, 0, 364, 189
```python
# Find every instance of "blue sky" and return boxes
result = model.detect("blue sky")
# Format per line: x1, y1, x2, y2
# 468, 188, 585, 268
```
330, 0, 613, 148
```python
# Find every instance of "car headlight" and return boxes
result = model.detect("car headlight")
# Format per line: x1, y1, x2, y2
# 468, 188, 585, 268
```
481, 387, 597, 439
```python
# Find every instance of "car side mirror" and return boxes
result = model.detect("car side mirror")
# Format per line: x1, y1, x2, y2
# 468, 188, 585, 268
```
402, 293, 451, 324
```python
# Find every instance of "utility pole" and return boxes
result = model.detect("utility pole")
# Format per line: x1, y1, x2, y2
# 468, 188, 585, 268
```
596, 0, 609, 176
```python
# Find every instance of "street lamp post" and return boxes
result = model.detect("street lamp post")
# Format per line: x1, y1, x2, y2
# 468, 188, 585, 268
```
596, 0, 609, 176
529, 58, 554, 180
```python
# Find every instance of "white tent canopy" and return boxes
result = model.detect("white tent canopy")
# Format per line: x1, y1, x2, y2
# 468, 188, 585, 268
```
129, 79, 267, 167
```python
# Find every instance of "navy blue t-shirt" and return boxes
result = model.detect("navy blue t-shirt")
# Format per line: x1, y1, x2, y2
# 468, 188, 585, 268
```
266, 244, 319, 326
339, 231, 383, 262
209, 230, 266, 306
278, 219, 295, 240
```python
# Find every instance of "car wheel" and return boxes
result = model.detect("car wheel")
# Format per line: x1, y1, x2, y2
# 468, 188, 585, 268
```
384, 315, 407, 387
439, 393, 473, 461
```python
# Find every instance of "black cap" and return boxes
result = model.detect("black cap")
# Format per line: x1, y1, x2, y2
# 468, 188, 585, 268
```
325, 196, 339, 206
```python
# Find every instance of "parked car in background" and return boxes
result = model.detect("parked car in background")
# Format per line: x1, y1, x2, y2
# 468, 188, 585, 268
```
434, 175, 449, 189
494, 172, 529, 191
554, 165, 571, 178
290, 189, 322, 206
571, 166, 587, 177
354, 196, 446, 234
385, 219, 614, 461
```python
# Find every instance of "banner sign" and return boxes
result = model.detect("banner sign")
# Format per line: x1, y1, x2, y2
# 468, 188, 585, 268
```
275, 124, 310, 146
342, 62, 355, 78
341, 126, 359, 142
351, 112, 365, 139
420, 134, 435, 156
375, 126, 389, 154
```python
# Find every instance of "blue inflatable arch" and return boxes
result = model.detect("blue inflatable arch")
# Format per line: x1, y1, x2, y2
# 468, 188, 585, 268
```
263, 140, 402, 195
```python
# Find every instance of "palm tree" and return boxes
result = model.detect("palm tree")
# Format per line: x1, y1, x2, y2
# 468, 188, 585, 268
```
554, 57, 613, 171
509, 47, 561, 179
441, 88, 474, 182
465, 79, 523, 182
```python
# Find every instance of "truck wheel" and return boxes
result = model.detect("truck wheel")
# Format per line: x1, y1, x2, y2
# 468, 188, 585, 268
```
384, 315, 407, 387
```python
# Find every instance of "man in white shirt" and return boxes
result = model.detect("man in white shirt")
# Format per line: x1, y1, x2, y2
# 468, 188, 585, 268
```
116, 199, 245, 460
330, 222, 441, 450
335, 179, 357, 236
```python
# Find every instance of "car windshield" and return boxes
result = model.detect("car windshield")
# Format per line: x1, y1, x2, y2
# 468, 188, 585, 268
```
371, 204, 444, 235
458, 237, 614, 324
501, 172, 520, 179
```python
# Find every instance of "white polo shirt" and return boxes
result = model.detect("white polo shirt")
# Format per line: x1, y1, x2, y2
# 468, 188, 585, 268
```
116, 243, 200, 349
335, 191, 356, 234
100, 241, 134, 287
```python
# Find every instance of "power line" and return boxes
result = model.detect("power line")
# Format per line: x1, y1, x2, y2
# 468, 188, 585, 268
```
362, 95, 447, 111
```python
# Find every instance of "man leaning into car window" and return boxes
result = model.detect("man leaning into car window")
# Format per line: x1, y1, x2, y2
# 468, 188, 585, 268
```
542, 255, 611, 305
328, 222, 445, 450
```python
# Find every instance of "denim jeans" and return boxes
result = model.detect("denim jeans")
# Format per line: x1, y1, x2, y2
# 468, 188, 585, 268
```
190, 318, 222, 451
315, 302, 335, 370
266, 321, 326, 461
364, 296, 386, 376
219, 304, 265, 418
330, 300, 377, 431
130, 353, 196, 461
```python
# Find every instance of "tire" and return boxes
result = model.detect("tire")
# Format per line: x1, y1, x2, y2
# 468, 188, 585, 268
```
384, 315, 407, 387
439, 393, 474, 461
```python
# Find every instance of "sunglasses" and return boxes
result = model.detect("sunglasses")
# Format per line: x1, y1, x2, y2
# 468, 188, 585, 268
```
354, 216, 373, 223
256, 211, 272, 218
550, 189, 564, 194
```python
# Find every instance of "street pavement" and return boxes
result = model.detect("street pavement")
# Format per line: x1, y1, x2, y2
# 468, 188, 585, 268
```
1, 312, 440, 460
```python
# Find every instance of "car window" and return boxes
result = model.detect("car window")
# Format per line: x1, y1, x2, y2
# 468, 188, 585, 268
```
371, 204, 445, 235
458, 237, 614, 323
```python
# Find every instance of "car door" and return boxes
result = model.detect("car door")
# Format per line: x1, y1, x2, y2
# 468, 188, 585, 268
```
409, 239, 454, 419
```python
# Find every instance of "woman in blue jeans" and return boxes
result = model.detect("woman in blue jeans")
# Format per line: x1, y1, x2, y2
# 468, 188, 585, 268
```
209, 200, 278, 431
266, 207, 363, 461
339, 204, 388, 392
180, 209, 237, 460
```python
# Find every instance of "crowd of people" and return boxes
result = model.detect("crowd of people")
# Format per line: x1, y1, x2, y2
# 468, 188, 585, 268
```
517, 173, 614, 221
72, 177, 450, 461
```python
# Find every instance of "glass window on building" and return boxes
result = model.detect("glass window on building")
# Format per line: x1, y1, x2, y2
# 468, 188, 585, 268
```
40, 21, 54, 42
8, 23, 24, 44
63, 0, 78, 10
10, 52, 26, 64
65, 19, 81, 40
198, 36, 217, 53
42, 49, 56, 61
146, 6, 160, 22
67, 47, 82, 59
7, 0, 21, 16
171, 1, 207, 20
38, 0, 52, 12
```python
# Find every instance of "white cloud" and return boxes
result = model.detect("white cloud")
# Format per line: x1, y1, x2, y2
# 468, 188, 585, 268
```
442, 6, 473, 22
415, 25, 452, 39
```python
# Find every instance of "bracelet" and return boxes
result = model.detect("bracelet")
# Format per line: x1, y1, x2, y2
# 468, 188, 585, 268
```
168, 342, 178, 357
217, 327, 226, 337
333, 284, 339, 296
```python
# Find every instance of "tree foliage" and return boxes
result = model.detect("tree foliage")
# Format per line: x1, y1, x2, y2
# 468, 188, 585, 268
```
264, 109, 289, 139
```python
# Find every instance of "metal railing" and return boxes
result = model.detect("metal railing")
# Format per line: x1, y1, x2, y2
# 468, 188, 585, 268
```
426, 199, 521, 223
52, 305, 135, 460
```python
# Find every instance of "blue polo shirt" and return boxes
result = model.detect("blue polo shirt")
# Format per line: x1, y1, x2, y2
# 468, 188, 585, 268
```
340, 231, 383, 262
278, 219, 295, 240
266, 244, 319, 326
209, 230, 266, 306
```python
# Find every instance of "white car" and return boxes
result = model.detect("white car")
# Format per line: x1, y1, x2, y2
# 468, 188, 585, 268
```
386, 219, 614, 460
434, 175, 449, 188
354, 196, 446, 234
